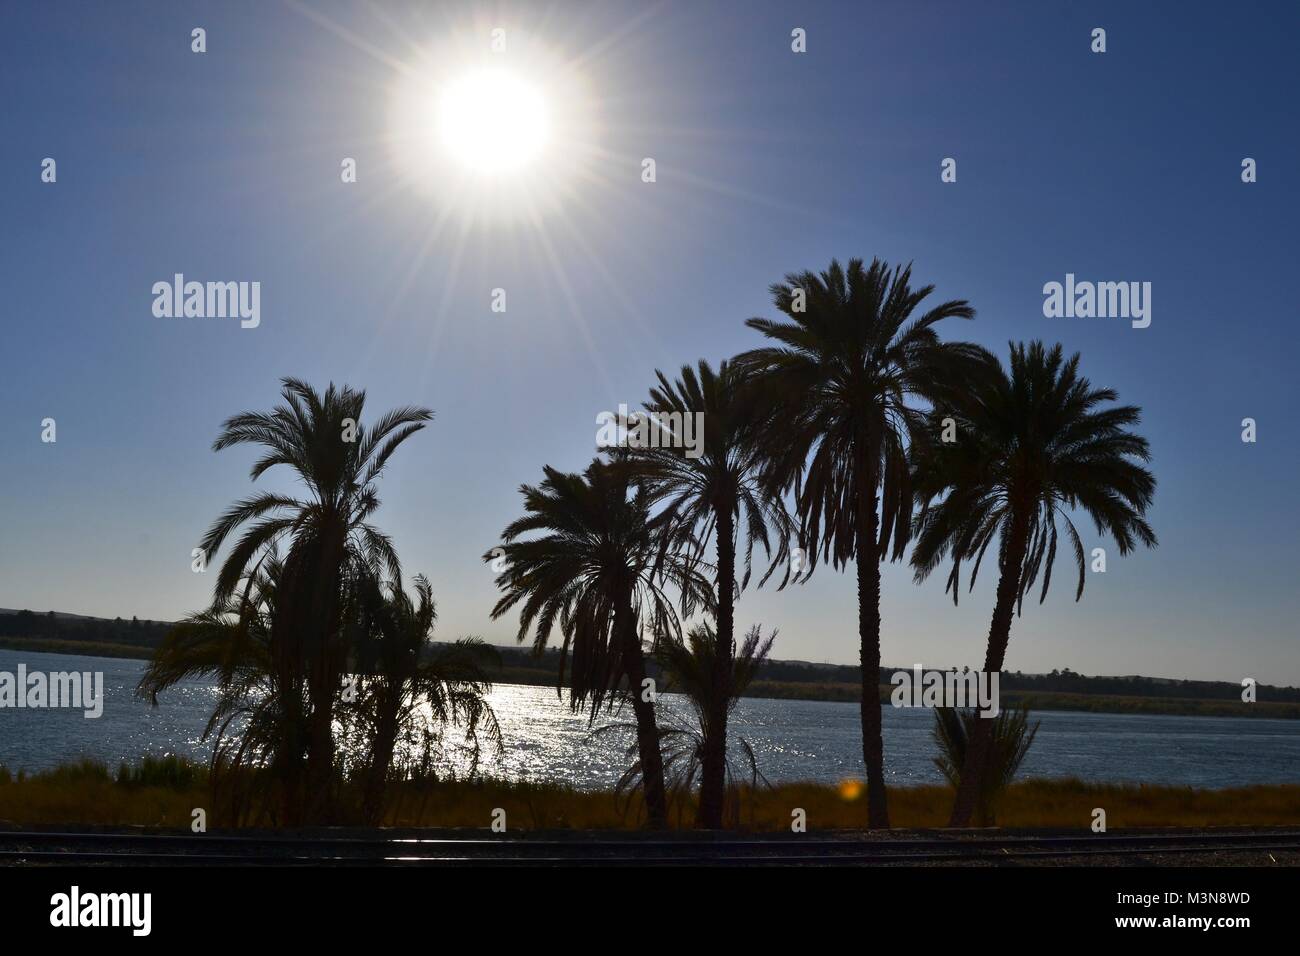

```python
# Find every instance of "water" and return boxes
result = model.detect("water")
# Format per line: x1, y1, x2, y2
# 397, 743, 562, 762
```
2, 648, 1298, 789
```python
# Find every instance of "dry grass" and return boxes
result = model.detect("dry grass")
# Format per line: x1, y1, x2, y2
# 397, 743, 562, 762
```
0, 760, 199, 827
751, 778, 1300, 830
2, 760, 1298, 830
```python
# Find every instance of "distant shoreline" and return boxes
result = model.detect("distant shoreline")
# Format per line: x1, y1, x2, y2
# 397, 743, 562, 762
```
3, 637, 1296, 720
0, 637, 150, 661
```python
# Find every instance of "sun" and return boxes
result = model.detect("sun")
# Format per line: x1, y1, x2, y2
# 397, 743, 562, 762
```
386, 35, 596, 221
437, 68, 550, 174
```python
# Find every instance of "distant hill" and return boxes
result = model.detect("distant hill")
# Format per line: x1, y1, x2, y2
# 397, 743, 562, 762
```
0, 608, 106, 621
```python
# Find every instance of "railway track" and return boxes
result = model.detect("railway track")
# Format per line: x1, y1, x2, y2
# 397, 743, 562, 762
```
2, 828, 1298, 865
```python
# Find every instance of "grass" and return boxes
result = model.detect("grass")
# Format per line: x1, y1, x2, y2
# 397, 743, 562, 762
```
0, 758, 202, 828
2, 758, 1298, 829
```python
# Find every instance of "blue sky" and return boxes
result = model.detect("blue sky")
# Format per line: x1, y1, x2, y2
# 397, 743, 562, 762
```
2, 1, 1297, 684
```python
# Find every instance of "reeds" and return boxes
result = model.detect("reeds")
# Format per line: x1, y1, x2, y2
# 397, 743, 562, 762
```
2, 758, 1297, 829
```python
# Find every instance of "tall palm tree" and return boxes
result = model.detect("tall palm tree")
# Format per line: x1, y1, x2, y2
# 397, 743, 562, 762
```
487, 458, 713, 828
738, 258, 981, 827
343, 573, 502, 825
910, 341, 1156, 826
197, 378, 431, 822
625, 359, 792, 828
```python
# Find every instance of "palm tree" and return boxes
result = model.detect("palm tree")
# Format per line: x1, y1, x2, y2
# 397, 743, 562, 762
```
624, 359, 793, 828
738, 258, 981, 827
910, 341, 1156, 826
197, 378, 432, 822
641, 622, 775, 827
137, 552, 306, 824
343, 573, 503, 825
931, 705, 1039, 826
487, 458, 713, 828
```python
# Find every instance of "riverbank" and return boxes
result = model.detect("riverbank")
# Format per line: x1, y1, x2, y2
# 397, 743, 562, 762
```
4, 636, 1295, 720
744, 681, 1300, 719
2, 759, 1298, 829
0, 637, 151, 660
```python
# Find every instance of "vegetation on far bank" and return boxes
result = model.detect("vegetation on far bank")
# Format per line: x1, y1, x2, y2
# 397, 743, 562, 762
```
1, 757, 1297, 830
0, 611, 168, 655
4, 635, 1295, 720
501, 669, 1300, 718
0, 636, 154, 661
744, 682, 1300, 719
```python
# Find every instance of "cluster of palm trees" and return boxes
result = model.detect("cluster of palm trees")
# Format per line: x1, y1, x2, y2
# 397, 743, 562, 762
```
488, 257, 1156, 829
137, 380, 502, 825
141, 256, 1156, 831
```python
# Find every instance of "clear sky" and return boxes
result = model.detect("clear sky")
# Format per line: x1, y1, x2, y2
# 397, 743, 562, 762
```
2, 1, 1297, 685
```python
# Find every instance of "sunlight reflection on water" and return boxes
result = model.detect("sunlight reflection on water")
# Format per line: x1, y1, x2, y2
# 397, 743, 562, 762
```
2, 649, 1298, 789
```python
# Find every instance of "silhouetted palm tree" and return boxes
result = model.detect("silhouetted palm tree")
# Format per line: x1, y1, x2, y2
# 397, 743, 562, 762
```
137, 552, 305, 823
487, 459, 713, 828
652, 622, 775, 827
343, 573, 503, 825
197, 378, 431, 822
931, 705, 1039, 826
624, 359, 792, 828
738, 258, 981, 827
910, 341, 1156, 826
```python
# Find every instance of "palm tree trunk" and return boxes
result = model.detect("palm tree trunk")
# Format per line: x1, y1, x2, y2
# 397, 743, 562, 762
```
947, 513, 1029, 827
305, 668, 335, 822
304, 657, 339, 823
268, 719, 304, 827
697, 506, 735, 829
623, 631, 669, 829
612, 595, 667, 829
271, 578, 306, 826
855, 442, 890, 828
303, 531, 346, 824
362, 694, 399, 826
